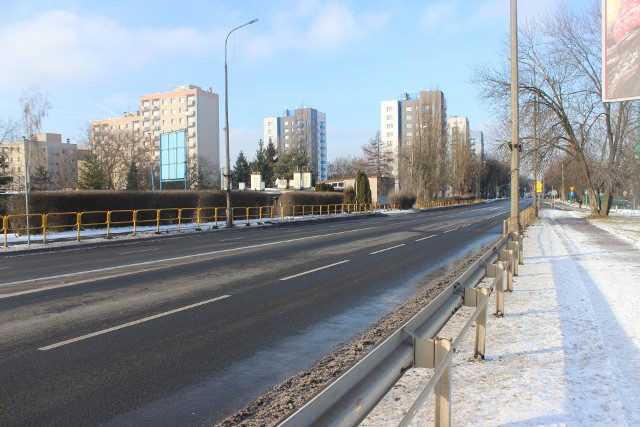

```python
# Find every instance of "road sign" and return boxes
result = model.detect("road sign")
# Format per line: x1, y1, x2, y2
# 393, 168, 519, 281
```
570, 186, 575, 191
584, 188, 588, 195
536, 181, 543, 193
569, 191, 575, 198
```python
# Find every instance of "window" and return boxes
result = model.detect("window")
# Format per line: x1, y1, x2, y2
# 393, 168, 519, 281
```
406, 123, 413, 129
406, 131, 413, 136
386, 106, 393, 112
285, 135, 290, 140
406, 115, 412, 120
387, 115, 393, 120
387, 124, 393, 129
387, 132, 393, 137
406, 106, 412, 111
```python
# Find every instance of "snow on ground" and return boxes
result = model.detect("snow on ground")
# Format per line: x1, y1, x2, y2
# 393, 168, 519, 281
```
362, 207, 640, 426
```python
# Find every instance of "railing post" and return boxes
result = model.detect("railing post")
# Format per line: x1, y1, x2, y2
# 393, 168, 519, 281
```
133, 210, 138, 236
42, 214, 48, 244
246, 207, 250, 226
3, 215, 7, 248
214, 207, 219, 228
106, 211, 112, 239
178, 208, 183, 232
156, 209, 161, 234
196, 208, 202, 231
77, 213, 82, 241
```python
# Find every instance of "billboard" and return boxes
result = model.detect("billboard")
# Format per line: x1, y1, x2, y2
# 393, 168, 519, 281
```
602, 0, 640, 101
160, 130, 187, 187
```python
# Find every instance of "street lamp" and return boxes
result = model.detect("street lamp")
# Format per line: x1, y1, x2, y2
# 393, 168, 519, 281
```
224, 18, 258, 228
23, 136, 31, 245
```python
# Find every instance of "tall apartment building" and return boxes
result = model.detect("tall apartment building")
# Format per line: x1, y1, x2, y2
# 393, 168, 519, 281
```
469, 130, 485, 159
263, 106, 327, 181
1, 133, 79, 191
380, 90, 447, 189
447, 116, 469, 144
91, 84, 219, 188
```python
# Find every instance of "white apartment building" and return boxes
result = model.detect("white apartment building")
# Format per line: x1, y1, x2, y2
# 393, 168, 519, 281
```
91, 84, 219, 188
1, 133, 79, 191
264, 106, 328, 181
448, 116, 470, 146
380, 90, 447, 189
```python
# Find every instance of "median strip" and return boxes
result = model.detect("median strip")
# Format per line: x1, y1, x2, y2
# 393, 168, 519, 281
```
280, 260, 350, 281
38, 295, 231, 351
370, 244, 405, 255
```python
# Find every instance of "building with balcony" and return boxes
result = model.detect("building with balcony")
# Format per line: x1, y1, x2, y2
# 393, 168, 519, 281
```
263, 106, 327, 181
1, 133, 80, 191
91, 85, 219, 188
380, 90, 447, 190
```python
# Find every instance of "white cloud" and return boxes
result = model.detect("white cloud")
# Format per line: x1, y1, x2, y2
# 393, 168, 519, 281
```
244, 0, 389, 60
0, 10, 219, 90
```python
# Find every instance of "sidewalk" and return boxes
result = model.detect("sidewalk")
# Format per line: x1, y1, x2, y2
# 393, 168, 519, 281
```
363, 208, 640, 426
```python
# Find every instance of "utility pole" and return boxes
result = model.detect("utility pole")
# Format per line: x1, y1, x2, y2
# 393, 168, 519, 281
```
509, 0, 520, 234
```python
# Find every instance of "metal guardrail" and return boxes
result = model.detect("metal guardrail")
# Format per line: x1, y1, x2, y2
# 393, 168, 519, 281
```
280, 231, 524, 427
1, 203, 385, 248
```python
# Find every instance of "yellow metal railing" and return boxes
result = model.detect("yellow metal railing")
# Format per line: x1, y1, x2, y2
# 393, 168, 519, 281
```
2, 203, 389, 247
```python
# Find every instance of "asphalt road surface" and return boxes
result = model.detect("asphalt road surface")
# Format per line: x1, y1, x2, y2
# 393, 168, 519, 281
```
0, 200, 520, 426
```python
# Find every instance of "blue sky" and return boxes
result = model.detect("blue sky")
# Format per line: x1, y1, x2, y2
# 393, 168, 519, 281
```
0, 0, 585, 163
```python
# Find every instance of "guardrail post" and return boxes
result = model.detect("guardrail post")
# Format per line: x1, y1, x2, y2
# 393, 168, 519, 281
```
155, 209, 161, 234
414, 337, 452, 427
245, 208, 250, 226
464, 287, 490, 359
214, 207, 219, 229
178, 208, 183, 232
132, 210, 138, 236
434, 338, 452, 426
499, 249, 514, 292
196, 208, 202, 231
487, 262, 505, 317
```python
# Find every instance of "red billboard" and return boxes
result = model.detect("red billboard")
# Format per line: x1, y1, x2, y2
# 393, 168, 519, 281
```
603, 0, 640, 101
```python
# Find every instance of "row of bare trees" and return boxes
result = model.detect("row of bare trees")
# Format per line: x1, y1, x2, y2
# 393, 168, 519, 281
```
474, 1, 638, 216
79, 126, 219, 191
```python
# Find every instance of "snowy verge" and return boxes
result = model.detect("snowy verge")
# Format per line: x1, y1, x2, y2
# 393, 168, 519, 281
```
361, 208, 640, 426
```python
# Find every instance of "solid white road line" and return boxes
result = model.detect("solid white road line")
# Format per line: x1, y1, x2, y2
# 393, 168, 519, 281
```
38, 295, 231, 351
370, 244, 405, 255
415, 235, 437, 242
280, 260, 350, 281
117, 248, 159, 255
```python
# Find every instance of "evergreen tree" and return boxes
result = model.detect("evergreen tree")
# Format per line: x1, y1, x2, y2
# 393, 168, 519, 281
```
233, 150, 250, 187
251, 139, 277, 187
273, 147, 310, 180
0, 151, 12, 188
77, 153, 107, 190
30, 165, 52, 190
355, 169, 372, 205
125, 161, 140, 190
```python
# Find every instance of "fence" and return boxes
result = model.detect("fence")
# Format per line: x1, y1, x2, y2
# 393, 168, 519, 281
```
280, 229, 527, 427
2, 203, 385, 248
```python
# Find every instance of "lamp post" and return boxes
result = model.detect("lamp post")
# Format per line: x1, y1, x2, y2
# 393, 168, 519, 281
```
23, 136, 31, 245
224, 18, 258, 228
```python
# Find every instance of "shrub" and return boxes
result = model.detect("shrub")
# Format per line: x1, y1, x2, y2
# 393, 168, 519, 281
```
276, 191, 344, 216
389, 191, 417, 209
314, 183, 334, 192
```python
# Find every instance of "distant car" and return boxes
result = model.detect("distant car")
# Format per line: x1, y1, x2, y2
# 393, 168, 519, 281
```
612, 199, 631, 208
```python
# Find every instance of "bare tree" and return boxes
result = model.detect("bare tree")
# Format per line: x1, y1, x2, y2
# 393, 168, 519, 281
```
473, 1, 637, 216
399, 90, 448, 201
90, 125, 147, 189
327, 155, 362, 179
188, 155, 220, 190
19, 85, 51, 189
449, 123, 472, 196
360, 131, 394, 177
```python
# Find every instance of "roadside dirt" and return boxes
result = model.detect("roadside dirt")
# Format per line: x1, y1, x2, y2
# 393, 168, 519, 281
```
215, 238, 500, 427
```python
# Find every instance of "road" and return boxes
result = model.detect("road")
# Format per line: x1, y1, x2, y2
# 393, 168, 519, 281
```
0, 200, 516, 426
